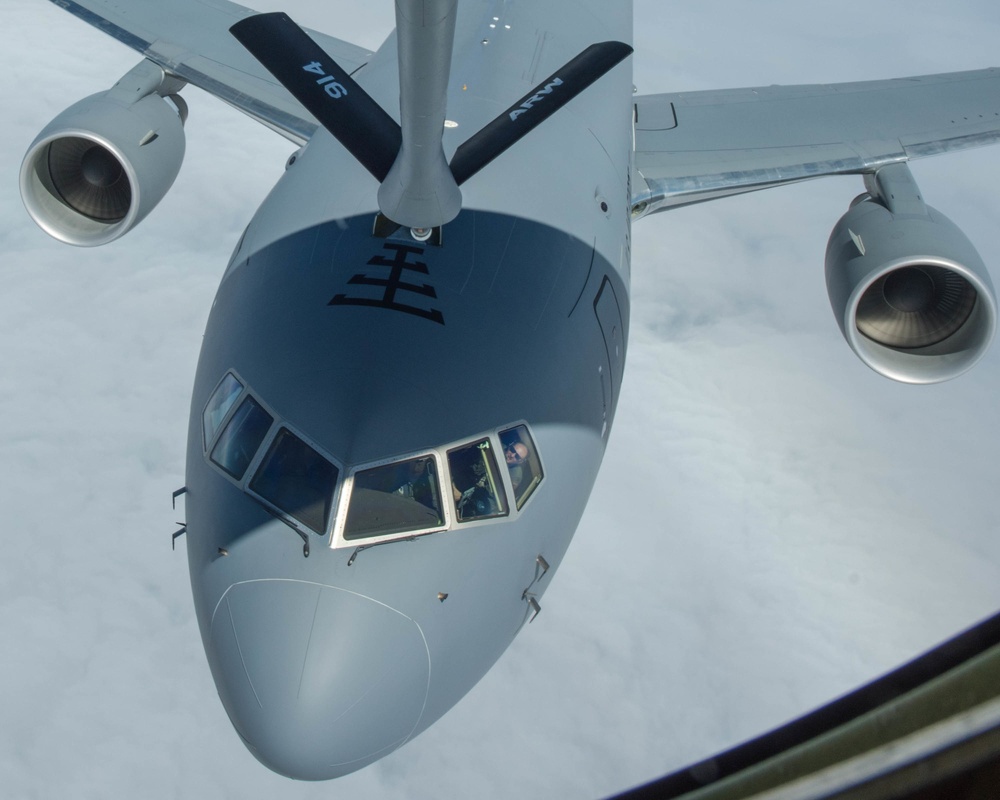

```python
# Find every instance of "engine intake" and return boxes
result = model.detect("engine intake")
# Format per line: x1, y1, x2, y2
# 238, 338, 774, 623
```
825, 180, 996, 384
20, 61, 186, 246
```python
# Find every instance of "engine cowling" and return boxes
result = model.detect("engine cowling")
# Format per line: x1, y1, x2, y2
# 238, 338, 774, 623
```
825, 195, 996, 383
20, 89, 186, 246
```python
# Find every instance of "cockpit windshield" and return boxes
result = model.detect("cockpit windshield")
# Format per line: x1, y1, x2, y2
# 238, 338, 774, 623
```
210, 396, 273, 480
448, 438, 508, 521
203, 372, 244, 446
202, 372, 545, 546
499, 425, 543, 509
249, 427, 339, 534
343, 456, 445, 540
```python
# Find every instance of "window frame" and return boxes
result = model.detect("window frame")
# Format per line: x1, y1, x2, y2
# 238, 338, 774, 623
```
331, 450, 450, 548
246, 424, 344, 537
208, 394, 276, 482
497, 422, 545, 511
202, 371, 547, 549
202, 371, 246, 451
446, 436, 510, 524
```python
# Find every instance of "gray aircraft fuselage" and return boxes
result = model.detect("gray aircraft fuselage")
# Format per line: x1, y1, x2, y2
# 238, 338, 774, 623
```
184, 0, 633, 778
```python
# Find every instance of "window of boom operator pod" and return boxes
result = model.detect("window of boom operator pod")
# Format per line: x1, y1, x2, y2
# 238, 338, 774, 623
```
249, 427, 340, 535
343, 455, 446, 541
499, 425, 543, 510
447, 438, 509, 522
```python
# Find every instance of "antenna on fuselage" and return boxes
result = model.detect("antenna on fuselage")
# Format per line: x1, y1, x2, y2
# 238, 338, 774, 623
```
231, 8, 632, 230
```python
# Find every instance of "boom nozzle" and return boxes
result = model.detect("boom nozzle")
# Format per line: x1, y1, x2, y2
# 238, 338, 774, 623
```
377, 0, 463, 229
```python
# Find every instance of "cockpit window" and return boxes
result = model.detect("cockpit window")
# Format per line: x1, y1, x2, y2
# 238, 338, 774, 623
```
343, 456, 444, 540
203, 372, 244, 447
499, 425, 543, 509
210, 396, 274, 480
448, 438, 509, 522
203, 372, 546, 548
249, 428, 339, 534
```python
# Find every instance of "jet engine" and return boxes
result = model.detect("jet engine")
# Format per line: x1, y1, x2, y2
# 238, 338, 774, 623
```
20, 61, 187, 247
825, 165, 996, 383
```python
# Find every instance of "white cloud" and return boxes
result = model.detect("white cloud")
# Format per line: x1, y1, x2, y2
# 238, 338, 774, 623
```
1, 1, 999, 798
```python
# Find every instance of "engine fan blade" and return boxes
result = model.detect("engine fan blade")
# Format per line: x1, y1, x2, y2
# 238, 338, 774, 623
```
48, 137, 131, 222
856, 265, 978, 349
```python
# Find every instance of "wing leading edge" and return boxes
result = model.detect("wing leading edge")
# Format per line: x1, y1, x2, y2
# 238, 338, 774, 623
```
47, 0, 376, 143
632, 68, 1000, 217
47, 2, 1000, 219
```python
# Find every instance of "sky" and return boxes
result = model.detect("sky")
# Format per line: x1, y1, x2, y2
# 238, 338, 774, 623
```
2, 1, 1000, 798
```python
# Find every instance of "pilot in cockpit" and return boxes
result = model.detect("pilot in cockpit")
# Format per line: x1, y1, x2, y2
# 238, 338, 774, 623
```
502, 439, 529, 494
449, 439, 507, 521
391, 457, 438, 511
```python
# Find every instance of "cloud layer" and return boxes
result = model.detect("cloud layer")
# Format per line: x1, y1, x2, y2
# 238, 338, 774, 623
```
2, 2, 999, 798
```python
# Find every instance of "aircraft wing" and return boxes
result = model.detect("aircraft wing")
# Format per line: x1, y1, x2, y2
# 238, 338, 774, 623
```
632, 68, 1000, 216
48, 0, 376, 144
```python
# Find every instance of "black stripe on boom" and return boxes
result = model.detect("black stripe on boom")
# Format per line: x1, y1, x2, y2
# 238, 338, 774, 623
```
449, 41, 633, 186
231, 13, 401, 182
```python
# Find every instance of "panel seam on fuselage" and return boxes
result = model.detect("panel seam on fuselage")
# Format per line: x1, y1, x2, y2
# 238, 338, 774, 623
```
296, 589, 324, 701
209, 577, 433, 750
226, 597, 263, 709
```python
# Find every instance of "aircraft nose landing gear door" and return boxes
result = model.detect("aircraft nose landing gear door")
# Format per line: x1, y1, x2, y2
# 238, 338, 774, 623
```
594, 276, 625, 438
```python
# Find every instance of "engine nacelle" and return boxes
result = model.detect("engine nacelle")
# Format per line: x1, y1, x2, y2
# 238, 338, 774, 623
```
825, 194, 996, 384
20, 72, 186, 246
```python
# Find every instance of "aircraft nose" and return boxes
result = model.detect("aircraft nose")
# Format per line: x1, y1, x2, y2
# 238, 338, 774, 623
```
209, 580, 430, 779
